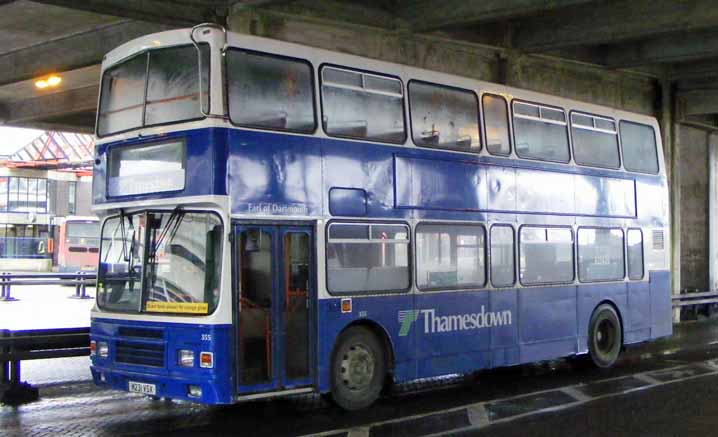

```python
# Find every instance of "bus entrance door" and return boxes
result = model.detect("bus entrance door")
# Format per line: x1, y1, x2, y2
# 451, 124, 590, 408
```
235, 225, 314, 394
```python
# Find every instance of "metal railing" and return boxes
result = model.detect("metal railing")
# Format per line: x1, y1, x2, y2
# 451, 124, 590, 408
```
0, 271, 96, 301
0, 327, 90, 405
672, 291, 718, 307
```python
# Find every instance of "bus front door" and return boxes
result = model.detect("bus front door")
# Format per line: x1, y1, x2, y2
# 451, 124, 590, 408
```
235, 225, 314, 394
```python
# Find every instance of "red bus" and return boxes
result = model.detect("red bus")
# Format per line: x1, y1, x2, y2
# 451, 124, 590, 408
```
57, 217, 100, 272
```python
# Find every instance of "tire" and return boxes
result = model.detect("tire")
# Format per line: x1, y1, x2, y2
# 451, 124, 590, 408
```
331, 326, 386, 411
588, 304, 623, 368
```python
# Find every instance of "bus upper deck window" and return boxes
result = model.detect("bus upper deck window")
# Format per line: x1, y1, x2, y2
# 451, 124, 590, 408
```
97, 44, 209, 137
620, 121, 659, 174
482, 94, 511, 156
512, 101, 570, 163
409, 81, 480, 152
570, 112, 620, 169
321, 66, 406, 144
226, 49, 316, 133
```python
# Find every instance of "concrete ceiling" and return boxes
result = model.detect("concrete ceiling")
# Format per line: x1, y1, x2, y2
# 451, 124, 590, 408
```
1, 0, 718, 132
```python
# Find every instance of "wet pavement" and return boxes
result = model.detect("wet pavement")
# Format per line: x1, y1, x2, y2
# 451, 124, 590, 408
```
3, 320, 718, 436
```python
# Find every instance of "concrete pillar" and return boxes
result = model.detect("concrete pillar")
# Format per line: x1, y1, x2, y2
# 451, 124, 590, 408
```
661, 81, 681, 322
709, 133, 718, 292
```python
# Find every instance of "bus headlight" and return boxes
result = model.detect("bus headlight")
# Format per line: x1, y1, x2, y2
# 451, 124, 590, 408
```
178, 350, 195, 367
90, 340, 97, 356
98, 341, 109, 358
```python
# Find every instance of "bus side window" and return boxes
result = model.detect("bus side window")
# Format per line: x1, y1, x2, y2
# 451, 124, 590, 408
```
620, 121, 659, 174
512, 101, 570, 163
627, 229, 644, 280
321, 67, 406, 144
519, 226, 574, 285
416, 223, 486, 291
226, 49, 316, 133
482, 94, 511, 156
490, 225, 515, 288
326, 223, 410, 294
409, 81, 480, 152
577, 228, 625, 283
570, 112, 620, 169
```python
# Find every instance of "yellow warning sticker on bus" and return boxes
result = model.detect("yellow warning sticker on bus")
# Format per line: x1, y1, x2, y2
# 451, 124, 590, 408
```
146, 301, 209, 314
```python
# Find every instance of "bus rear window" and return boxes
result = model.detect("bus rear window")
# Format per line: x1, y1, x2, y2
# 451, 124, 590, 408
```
97, 44, 209, 137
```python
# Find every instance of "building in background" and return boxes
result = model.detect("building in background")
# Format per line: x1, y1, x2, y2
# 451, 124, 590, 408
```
0, 132, 95, 271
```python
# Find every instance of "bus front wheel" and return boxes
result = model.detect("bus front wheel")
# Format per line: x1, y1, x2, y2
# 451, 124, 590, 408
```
331, 326, 386, 411
588, 304, 622, 368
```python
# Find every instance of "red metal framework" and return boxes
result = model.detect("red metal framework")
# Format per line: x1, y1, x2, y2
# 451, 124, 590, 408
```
0, 131, 94, 175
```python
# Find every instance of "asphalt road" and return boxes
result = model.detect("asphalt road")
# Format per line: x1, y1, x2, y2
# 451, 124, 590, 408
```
4, 319, 718, 436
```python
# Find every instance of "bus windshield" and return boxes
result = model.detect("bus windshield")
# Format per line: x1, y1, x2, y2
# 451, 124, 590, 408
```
97, 211, 222, 315
97, 44, 209, 137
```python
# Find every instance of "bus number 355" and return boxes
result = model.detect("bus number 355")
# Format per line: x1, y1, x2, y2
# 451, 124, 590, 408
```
201, 334, 212, 342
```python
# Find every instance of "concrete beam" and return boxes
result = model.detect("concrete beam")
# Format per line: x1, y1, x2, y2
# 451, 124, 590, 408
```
677, 90, 718, 117
603, 30, 718, 68
1, 85, 97, 125
512, 0, 718, 52
668, 59, 718, 81
28, 0, 215, 26
402, 0, 594, 32
0, 20, 170, 87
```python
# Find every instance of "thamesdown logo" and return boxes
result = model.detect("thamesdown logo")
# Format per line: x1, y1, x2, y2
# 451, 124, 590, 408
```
398, 307, 513, 336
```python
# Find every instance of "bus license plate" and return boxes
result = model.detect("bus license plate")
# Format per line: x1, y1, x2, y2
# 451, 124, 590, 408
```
128, 381, 156, 395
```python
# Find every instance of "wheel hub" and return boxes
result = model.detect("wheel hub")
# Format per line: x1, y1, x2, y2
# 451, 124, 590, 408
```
596, 319, 614, 353
340, 344, 375, 391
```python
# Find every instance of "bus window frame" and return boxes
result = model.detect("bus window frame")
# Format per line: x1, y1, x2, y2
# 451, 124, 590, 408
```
489, 224, 516, 289
407, 79, 482, 154
414, 221, 488, 292
568, 110, 622, 170
576, 226, 626, 284
518, 224, 575, 287
96, 208, 225, 316
319, 64, 408, 145
325, 219, 412, 296
96, 43, 211, 139
619, 120, 660, 175
481, 93, 512, 157
511, 99, 571, 165
105, 137, 188, 199
224, 47, 318, 135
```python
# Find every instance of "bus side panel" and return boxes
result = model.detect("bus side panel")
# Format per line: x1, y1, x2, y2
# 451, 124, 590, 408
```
649, 270, 672, 339
414, 291, 492, 378
489, 289, 520, 367
316, 296, 416, 393
518, 286, 577, 363
576, 283, 629, 353
626, 281, 652, 344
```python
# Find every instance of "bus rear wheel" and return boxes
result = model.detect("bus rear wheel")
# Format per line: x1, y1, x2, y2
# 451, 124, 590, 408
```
331, 326, 386, 411
588, 304, 622, 368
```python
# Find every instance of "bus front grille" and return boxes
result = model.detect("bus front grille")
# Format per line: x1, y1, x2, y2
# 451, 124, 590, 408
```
115, 341, 165, 367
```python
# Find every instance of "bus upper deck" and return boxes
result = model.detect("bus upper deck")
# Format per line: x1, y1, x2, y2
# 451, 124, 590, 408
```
89, 25, 670, 410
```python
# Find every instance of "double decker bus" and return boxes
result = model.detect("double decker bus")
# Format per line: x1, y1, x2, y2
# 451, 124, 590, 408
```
89, 24, 671, 410
57, 217, 100, 272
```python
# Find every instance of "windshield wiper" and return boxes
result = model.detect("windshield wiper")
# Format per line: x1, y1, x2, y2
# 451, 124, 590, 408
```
149, 207, 185, 258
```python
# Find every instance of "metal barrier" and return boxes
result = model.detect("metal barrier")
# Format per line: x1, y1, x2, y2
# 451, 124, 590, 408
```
0, 271, 96, 302
672, 291, 718, 307
0, 327, 90, 405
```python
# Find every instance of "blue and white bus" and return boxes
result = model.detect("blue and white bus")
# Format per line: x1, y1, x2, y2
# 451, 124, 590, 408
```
89, 24, 671, 410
